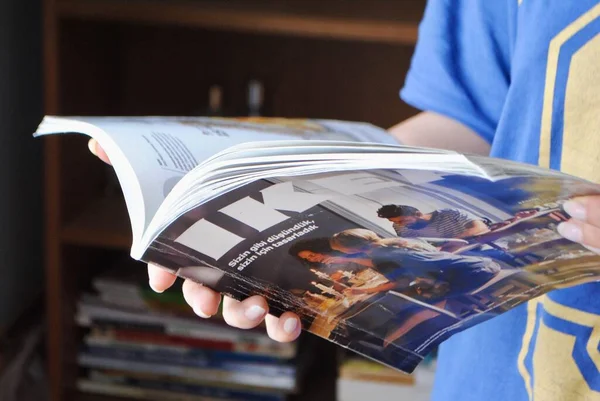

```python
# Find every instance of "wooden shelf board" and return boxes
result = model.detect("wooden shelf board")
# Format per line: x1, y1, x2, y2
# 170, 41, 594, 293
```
57, 0, 419, 45
61, 196, 132, 250
75, 390, 137, 401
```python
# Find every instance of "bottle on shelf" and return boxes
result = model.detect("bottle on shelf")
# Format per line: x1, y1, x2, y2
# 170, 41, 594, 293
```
205, 84, 224, 117
246, 79, 264, 117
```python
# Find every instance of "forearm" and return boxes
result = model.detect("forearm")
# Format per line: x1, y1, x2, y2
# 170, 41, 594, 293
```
362, 281, 400, 293
327, 257, 373, 267
384, 309, 441, 345
361, 277, 413, 294
388, 111, 491, 156
403, 310, 438, 331
460, 220, 491, 237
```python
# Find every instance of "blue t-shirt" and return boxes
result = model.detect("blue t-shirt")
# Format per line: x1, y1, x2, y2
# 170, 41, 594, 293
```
400, 1, 600, 400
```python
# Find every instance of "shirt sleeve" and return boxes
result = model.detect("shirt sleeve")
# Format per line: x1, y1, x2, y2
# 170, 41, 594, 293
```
400, 0, 513, 143
445, 208, 477, 224
384, 268, 414, 283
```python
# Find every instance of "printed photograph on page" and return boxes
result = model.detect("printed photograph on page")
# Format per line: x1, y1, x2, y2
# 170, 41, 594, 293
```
142, 168, 600, 372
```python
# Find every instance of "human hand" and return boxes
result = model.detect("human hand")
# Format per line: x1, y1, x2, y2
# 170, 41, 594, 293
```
322, 256, 353, 265
344, 287, 366, 296
558, 197, 600, 253
330, 271, 344, 281
411, 277, 449, 299
88, 139, 302, 342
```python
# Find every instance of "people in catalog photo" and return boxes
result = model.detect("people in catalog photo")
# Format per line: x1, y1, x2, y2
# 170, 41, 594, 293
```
376, 204, 492, 239
272, 170, 600, 370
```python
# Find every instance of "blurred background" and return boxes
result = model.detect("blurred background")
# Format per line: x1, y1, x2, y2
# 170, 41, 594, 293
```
0, 1, 436, 400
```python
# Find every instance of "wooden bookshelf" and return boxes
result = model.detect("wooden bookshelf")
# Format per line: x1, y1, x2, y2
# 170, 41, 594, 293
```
56, 0, 420, 45
75, 392, 134, 401
61, 196, 132, 249
41, 0, 425, 400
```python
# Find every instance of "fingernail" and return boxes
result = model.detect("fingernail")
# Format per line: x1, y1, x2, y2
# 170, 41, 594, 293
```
283, 317, 298, 334
193, 306, 211, 319
149, 280, 164, 293
88, 139, 98, 156
244, 305, 266, 321
557, 222, 583, 242
564, 200, 587, 221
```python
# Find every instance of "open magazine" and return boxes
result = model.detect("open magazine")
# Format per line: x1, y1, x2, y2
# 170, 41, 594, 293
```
35, 116, 600, 374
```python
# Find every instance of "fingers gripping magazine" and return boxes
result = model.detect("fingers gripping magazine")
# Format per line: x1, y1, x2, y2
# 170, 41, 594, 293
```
35, 116, 600, 374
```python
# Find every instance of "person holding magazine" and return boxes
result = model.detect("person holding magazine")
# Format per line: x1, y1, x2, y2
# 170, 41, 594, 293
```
87, 1, 600, 399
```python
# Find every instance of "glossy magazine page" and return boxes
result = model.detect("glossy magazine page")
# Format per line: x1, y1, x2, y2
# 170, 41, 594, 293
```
142, 167, 600, 373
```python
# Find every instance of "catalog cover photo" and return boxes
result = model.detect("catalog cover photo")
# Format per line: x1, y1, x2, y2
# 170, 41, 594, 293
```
143, 167, 600, 373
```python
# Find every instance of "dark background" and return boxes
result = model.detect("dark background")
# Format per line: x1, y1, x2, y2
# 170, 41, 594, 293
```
0, 0, 43, 333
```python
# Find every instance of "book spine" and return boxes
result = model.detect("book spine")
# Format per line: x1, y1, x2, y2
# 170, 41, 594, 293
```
88, 325, 294, 359
83, 344, 295, 375
81, 315, 268, 345
88, 371, 285, 401
86, 336, 288, 363
78, 354, 296, 391
78, 379, 249, 401
77, 303, 273, 343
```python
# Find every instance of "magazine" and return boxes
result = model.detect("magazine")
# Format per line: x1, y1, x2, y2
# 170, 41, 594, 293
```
34, 116, 600, 374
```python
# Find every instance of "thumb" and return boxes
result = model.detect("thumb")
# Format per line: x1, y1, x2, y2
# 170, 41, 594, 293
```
88, 138, 111, 165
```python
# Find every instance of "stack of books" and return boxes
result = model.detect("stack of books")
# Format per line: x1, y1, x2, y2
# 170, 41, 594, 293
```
75, 264, 301, 401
